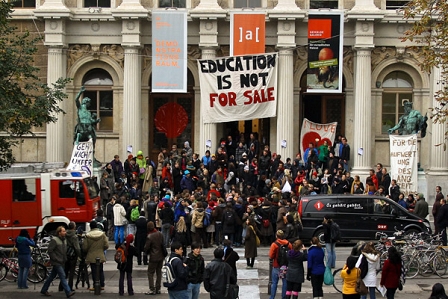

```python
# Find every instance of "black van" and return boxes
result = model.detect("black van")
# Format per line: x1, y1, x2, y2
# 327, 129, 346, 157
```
298, 194, 432, 243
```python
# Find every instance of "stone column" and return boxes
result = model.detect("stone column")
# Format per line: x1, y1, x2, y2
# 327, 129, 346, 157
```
199, 47, 218, 155
46, 47, 66, 162
351, 47, 373, 176
276, 48, 294, 160
122, 46, 142, 155
426, 65, 448, 202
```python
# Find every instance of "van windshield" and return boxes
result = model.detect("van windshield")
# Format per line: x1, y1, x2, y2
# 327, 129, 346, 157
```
84, 177, 99, 199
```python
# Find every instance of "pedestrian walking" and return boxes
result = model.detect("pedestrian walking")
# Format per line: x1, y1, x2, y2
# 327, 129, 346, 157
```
307, 237, 325, 299
355, 242, 380, 299
144, 221, 166, 295
166, 241, 189, 299
340, 256, 359, 299
118, 234, 137, 296
16, 229, 35, 289
380, 247, 403, 299
40, 226, 75, 298
204, 247, 237, 299
83, 221, 109, 291
59, 222, 81, 292
186, 242, 205, 299
285, 239, 308, 299
269, 230, 292, 299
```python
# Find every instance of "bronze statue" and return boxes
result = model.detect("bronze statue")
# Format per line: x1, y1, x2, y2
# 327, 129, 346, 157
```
74, 86, 102, 166
388, 100, 428, 137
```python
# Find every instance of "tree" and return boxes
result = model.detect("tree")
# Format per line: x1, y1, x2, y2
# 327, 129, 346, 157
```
402, 0, 448, 148
0, 1, 70, 171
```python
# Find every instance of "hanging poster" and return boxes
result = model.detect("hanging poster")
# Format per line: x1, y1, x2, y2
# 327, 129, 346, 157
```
152, 11, 187, 93
66, 139, 94, 177
300, 118, 337, 159
307, 11, 344, 93
230, 12, 266, 56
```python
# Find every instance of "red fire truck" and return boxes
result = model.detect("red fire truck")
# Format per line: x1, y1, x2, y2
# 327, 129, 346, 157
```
0, 165, 100, 246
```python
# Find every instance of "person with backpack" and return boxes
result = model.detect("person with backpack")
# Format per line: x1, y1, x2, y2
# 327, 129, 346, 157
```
59, 222, 81, 293
323, 215, 339, 268
82, 221, 109, 291
269, 230, 292, 299
285, 239, 308, 299
222, 202, 239, 245
307, 237, 325, 299
144, 221, 166, 295
185, 242, 205, 299
204, 247, 237, 299
92, 209, 108, 233
127, 199, 139, 236
165, 241, 189, 299
191, 201, 208, 248
117, 234, 137, 296
355, 242, 380, 299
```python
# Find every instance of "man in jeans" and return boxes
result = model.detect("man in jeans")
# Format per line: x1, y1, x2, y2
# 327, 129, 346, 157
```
40, 226, 75, 298
268, 230, 292, 299
323, 215, 338, 268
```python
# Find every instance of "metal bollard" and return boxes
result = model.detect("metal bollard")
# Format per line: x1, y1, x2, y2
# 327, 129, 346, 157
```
94, 257, 101, 295
268, 258, 273, 295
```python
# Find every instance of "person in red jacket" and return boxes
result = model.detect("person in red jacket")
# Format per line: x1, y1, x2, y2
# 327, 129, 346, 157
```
380, 247, 402, 299
269, 230, 293, 299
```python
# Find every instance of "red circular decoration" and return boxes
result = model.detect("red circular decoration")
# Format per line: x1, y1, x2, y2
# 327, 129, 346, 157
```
154, 103, 188, 138
302, 132, 333, 153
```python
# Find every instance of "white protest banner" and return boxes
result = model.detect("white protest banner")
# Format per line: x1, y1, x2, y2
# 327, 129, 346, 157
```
389, 134, 418, 195
66, 139, 94, 176
300, 118, 337, 158
198, 53, 278, 123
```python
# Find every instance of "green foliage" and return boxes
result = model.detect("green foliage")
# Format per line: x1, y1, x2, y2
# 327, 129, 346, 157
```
0, 1, 70, 171
402, 0, 448, 147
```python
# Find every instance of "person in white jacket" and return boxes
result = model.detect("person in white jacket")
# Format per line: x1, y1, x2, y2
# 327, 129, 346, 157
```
113, 197, 127, 245
356, 242, 380, 299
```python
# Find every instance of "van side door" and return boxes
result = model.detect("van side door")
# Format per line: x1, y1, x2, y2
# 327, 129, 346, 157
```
370, 197, 402, 236
335, 197, 371, 239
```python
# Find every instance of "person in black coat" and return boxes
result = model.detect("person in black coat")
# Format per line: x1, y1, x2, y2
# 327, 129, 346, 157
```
134, 211, 148, 265
204, 248, 237, 299
118, 234, 138, 296
286, 239, 308, 299
437, 198, 448, 246
223, 239, 240, 279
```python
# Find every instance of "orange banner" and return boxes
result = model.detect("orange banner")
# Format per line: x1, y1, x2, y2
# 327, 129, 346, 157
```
231, 13, 265, 56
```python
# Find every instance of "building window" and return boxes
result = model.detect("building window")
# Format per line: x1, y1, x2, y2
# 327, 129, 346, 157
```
84, 0, 111, 7
159, 0, 186, 8
82, 69, 113, 132
11, 0, 35, 8
385, 0, 409, 10
310, 0, 338, 9
381, 71, 413, 134
234, 0, 262, 8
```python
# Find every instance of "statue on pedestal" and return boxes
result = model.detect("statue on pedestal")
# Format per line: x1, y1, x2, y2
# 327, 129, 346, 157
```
73, 86, 102, 167
388, 100, 428, 137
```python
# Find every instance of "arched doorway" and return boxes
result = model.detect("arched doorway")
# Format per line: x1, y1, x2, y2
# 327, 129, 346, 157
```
300, 73, 346, 138
148, 70, 195, 162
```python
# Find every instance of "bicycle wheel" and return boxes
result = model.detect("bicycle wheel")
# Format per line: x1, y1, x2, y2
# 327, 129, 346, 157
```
333, 268, 343, 293
419, 252, 433, 277
403, 256, 419, 279
4, 258, 18, 282
433, 253, 448, 278
28, 263, 47, 283
0, 263, 8, 281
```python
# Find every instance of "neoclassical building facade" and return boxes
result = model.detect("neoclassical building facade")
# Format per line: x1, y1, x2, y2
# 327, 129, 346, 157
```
9, 0, 448, 202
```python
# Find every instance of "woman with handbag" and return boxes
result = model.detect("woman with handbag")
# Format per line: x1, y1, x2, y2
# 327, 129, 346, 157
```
244, 218, 259, 269
340, 256, 360, 299
380, 247, 402, 299
285, 239, 308, 299
355, 242, 380, 299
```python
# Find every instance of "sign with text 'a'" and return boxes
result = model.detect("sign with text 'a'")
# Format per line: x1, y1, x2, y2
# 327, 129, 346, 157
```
230, 12, 265, 56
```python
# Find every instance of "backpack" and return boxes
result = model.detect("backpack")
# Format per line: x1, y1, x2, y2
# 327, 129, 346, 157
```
93, 216, 107, 232
275, 241, 290, 266
359, 254, 368, 279
225, 210, 235, 225
203, 207, 212, 227
114, 244, 127, 269
330, 222, 341, 241
67, 244, 76, 260
162, 256, 179, 288
130, 206, 140, 222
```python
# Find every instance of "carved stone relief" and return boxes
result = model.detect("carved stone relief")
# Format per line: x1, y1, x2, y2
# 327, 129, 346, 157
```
371, 47, 396, 70
67, 44, 91, 69
143, 46, 152, 70
343, 46, 354, 75
103, 45, 124, 68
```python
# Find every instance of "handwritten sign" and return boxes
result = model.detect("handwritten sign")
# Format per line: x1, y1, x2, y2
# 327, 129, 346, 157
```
66, 139, 94, 176
389, 134, 418, 195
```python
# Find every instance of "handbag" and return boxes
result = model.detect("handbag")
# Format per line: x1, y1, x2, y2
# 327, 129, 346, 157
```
323, 265, 334, 285
225, 267, 239, 299
250, 226, 260, 247
356, 269, 368, 295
